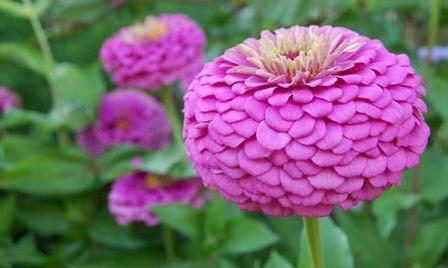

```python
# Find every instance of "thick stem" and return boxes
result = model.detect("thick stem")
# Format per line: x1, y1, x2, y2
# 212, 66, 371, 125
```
159, 88, 184, 150
303, 217, 323, 268
162, 225, 175, 262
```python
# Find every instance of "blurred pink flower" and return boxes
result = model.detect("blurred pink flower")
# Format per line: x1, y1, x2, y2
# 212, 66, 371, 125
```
0, 86, 21, 114
96, 90, 172, 150
184, 25, 430, 217
76, 126, 107, 157
111, 0, 127, 7
108, 172, 204, 226
100, 14, 206, 90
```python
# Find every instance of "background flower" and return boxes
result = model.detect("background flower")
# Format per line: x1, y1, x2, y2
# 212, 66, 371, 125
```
100, 14, 206, 90
0, 86, 21, 115
108, 172, 204, 226
184, 25, 430, 217
76, 126, 108, 157
94, 90, 172, 150
418, 46, 448, 63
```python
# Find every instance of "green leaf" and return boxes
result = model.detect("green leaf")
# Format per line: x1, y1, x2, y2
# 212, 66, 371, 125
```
0, 42, 48, 75
264, 251, 293, 268
418, 150, 448, 204
139, 146, 184, 175
219, 216, 278, 255
0, 0, 30, 18
88, 213, 147, 249
152, 204, 201, 239
16, 201, 68, 236
48, 63, 105, 129
0, 150, 95, 195
299, 218, 353, 268
203, 196, 241, 249
0, 108, 54, 130
372, 189, 419, 238
4, 235, 47, 265
98, 145, 144, 183
411, 217, 448, 268
33, 0, 53, 16
51, 0, 110, 24
0, 135, 46, 164
137, 146, 195, 179
268, 217, 301, 261
0, 195, 15, 244
337, 211, 395, 268
169, 159, 197, 178
0, 0, 52, 18
426, 77, 448, 121
70, 249, 165, 268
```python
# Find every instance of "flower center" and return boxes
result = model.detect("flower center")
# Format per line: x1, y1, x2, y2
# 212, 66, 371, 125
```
145, 175, 162, 189
116, 117, 131, 131
232, 26, 363, 85
123, 17, 167, 44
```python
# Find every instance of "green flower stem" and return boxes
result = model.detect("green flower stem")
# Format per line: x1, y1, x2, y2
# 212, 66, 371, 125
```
22, 0, 69, 148
160, 88, 184, 150
303, 217, 323, 268
425, 0, 441, 70
162, 225, 176, 262
21, 0, 54, 71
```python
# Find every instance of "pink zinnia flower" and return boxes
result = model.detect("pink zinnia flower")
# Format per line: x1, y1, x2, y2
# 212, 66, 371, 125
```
76, 126, 108, 158
108, 172, 204, 226
96, 90, 172, 150
184, 25, 430, 217
0, 86, 21, 115
100, 14, 206, 90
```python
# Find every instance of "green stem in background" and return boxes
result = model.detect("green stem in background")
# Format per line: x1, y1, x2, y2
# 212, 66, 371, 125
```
402, 2, 441, 267
22, 0, 70, 148
21, 0, 54, 70
303, 217, 323, 268
162, 225, 175, 262
160, 88, 184, 150
425, 0, 441, 72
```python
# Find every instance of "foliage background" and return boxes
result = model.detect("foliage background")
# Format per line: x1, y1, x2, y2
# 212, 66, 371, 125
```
0, 0, 448, 267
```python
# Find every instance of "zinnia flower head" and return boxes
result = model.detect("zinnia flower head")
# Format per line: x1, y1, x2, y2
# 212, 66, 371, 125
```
96, 90, 172, 150
76, 126, 107, 157
108, 172, 204, 226
100, 14, 206, 90
184, 25, 430, 217
0, 86, 21, 114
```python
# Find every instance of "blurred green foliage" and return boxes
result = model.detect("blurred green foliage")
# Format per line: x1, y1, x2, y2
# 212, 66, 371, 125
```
1, 0, 448, 267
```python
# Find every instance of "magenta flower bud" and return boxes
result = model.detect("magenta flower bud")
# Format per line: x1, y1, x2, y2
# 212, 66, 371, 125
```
97, 90, 172, 150
108, 172, 204, 226
100, 14, 206, 90
0, 86, 21, 115
184, 25, 430, 217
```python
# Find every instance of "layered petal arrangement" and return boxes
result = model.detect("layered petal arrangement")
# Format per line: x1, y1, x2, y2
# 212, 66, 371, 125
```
97, 90, 172, 150
109, 172, 204, 226
0, 86, 21, 115
100, 14, 206, 90
76, 90, 172, 154
184, 25, 430, 217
